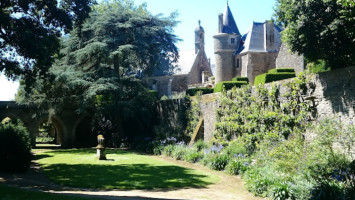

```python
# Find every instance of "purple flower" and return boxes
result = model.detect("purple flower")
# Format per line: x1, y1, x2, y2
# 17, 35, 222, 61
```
243, 162, 249, 166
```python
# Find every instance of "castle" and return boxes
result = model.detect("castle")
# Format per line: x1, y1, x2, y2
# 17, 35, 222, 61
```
145, 3, 304, 97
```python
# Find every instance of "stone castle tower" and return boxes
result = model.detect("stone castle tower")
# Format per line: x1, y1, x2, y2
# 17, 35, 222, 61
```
214, 3, 241, 83
195, 20, 205, 54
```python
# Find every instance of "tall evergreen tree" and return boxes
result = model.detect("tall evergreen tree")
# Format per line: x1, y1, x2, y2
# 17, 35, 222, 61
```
18, 0, 179, 146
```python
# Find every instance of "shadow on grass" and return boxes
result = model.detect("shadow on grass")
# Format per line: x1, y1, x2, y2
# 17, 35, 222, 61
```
42, 163, 213, 190
44, 148, 132, 155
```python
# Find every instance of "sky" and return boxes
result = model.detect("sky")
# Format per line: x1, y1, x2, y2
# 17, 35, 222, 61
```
0, 0, 276, 101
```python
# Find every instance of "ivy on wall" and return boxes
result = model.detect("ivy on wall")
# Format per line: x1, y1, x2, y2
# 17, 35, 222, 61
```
214, 73, 314, 147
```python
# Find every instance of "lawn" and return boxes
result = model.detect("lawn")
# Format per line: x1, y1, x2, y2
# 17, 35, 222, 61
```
34, 149, 219, 189
0, 184, 95, 200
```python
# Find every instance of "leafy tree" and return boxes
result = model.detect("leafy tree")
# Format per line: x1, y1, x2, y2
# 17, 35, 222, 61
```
0, 0, 94, 87
275, 0, 355, 68
18, 0, 179, 146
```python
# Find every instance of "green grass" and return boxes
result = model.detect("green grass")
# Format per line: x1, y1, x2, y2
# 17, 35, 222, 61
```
34, 149, 219, 190
0, 184, 95, 200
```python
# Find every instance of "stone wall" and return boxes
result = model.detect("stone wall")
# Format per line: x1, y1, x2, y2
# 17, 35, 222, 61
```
144, 75, 188, 97
200, 66, 355, 143
244, 52, 278, 84
155, 67, 355, 152
276, 43, 304, 75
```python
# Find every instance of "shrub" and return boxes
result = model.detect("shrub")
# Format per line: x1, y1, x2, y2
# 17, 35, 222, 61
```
186, 87, 213, 96
254, 73, 267, 85
268, 68, 295, 73
306, 59, 330, 74
254, 72, 296, 85
225, 158, 250, 175
214, 81, 248, 93
147, 90, 159, 100
232, 77, 249, 82
183, 148, 203, 163
171, 144, 187, 160
209, 153, 230, 171
162, 144, 174, 156
271, 182, 294, 200
0, 123, 32, 172
244, 167, 275, 197
224, 140, 249, 157
193, 140, 208, 152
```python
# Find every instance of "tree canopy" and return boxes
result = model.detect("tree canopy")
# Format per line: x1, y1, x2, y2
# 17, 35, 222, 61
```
0, 0, 94, 87
275, 0, 355, 68
18, 0, 180, 146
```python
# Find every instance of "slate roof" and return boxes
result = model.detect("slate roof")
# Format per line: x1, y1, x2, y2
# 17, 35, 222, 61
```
221, 4, 240, 35
237, 22, 283, 55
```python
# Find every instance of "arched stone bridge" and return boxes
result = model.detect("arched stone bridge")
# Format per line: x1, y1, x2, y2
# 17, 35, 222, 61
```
0, 101, 93, 147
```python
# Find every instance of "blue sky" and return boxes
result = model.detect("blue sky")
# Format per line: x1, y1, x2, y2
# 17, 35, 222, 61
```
0, 0, 276, 101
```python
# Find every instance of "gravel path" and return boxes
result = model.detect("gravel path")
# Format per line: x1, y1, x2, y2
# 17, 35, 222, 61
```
0, 153, 265, 200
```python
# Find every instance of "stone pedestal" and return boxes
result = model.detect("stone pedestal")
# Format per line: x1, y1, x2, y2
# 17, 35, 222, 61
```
97, 147, 106, 160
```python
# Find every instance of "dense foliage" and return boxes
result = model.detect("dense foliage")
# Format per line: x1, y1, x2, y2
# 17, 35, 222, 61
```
214, 81, 248, 93
254, 71, 296, 85
0, 0, 94, 88
156, 73, 355, 199
186, 87, 214, 96
18, 0, 179, 147
0, 122, 32, 172
275, 0, 355, 68
232, 77, 249, 82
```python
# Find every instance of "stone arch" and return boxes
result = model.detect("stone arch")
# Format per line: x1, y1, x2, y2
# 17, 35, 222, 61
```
50, 116, 65, 146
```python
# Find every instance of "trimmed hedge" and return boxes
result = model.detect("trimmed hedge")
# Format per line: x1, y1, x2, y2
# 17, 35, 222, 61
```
0, 123, 32, 173
254, 72, 296, 85
214, 81, 248, 93
147, 90, 159, 100
186, 87, 214, 96
232, 77, 249, 82
268, 68, 295, 73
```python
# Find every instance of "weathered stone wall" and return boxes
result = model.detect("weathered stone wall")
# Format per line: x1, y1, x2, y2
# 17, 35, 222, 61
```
244, 52, 278, 84
144, 75, 188, 97
155, 67, 355, 152
200, 94, 220, 142
276, 43, 304, 75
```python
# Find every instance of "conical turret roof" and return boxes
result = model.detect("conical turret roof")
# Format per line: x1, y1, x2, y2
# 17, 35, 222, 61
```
222, 4, 240, 35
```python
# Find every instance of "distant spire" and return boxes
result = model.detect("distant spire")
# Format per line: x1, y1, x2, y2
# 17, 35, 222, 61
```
198, 20, 201, 26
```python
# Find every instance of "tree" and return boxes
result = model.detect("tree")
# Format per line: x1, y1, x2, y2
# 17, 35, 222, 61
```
275, 0, 355, 68
18, 0, 179, 146
0, 0, 94, 87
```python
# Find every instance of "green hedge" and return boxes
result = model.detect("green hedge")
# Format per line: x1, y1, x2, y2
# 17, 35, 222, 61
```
254, 72, 296, 85
0, 123, 32, 172
268, 68, 295, 73
147, 90, 159, 100
232, 77, 249, 82
186, 87, 214, 96
214, 81, 248, 93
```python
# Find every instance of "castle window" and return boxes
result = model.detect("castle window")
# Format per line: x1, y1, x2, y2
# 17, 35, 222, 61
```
236, 59, 240, 68
231, 38, 235, 44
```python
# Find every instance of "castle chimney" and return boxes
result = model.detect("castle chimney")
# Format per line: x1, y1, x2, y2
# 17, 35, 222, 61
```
218, 14, 223, 33
265, 20, 275, 51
